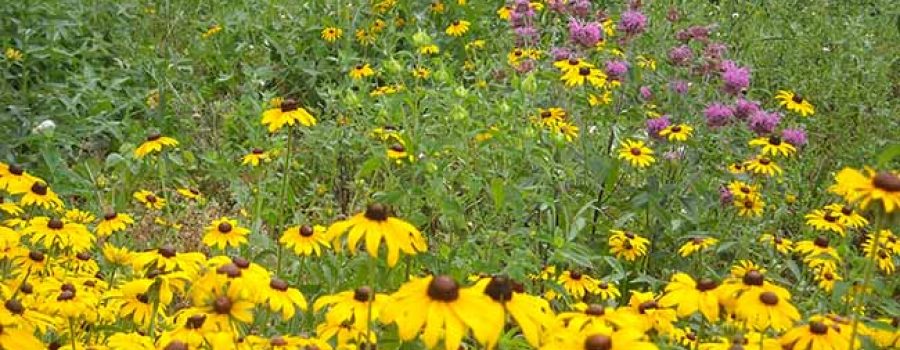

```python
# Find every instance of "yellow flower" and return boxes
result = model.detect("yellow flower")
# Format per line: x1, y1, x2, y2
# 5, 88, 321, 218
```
0, 317, 44, 349
746, 156, 783, 177
326, 203, 427, 267
4, 47, 23, 61
349, 63, 375, 80
380, 275, 504, 350
177, 187, 202, 201
260, 98, 316, 132
659, 124, 693, 142
355, 29, 376, 45
107, 332, 155, 350
735, 285, 800, 331
202, 217, 250, 250
804, 209, 845, 236
387, 142, 414, 164
280, 224, 331, 257
775, 90, 815, 116
735, 195, 765, 217
313, 286, 387, 332
781, 318, 855, 350
822, 203, 868, 228
728, 162, 747, 174
107, 278, 166, 327
497, 6, 511, 20
553, 121, 579, 142
418, 44, 440, 55
829, 167, 900, 213
321, 27, 343, 42
411, 67, 430, 79
134, 132, 178, 158
617, 139, 655, 168
561, 66, 607, 88
18, 181, 64, 209
242, 148, 270, 166
133, 190, 165, 210
201, 24, 222, 39
102, 243, 134, 266
445, 19, 471, 36
190, 275, 256, 330
636, 55, 657, 70
64, 209, 95, 224
474, 276, 554, 347
759, 233, 793, 254
658, 273, 720, 322
677, 237, 718, 257
541, 323, 658, 350
264, 277, 308, 319
588, 91, 612, 106
749, 136, 796, 157
553, 57, 593, 74
557, 270, 600, 299
608, 230, 650, 261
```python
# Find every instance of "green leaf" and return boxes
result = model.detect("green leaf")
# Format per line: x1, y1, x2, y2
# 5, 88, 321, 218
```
877, 144, 900, 166
490, 177, 506, 211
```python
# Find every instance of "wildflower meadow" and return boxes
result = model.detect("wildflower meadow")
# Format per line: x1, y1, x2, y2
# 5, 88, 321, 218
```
2, 1, 899, 349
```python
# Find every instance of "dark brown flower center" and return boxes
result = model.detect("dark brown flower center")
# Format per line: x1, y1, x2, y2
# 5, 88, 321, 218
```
28, 250, 45, 262
774, 236, 783, 244
137, 293, 150, 304
270, 278, 289, 291
216, 263, 242, 278
48, 218, 64, 229
186, 314, 206, 329
598, 282, 609, 289
104, 212, 117, 220
759, 291, 779, 305
270, 336, 288, 347
213, 296, 232, 314
61, 283, 76, 293
484, 275, 514, 303
147, 133, 162, 141
217, 221, 233, 233
624, 232, 635, 239
4, 299, 24, 315
364, 203, 389, 221
252, 148, 264, 155
19, 283, 33, 294
824, 212, 839, 222
809, 321, 828, 334
630, 148, 641, 156
742, 270, 764, 286
768, 136, 781, 146
579, 67, 592, 76
427, 275, 460, 302
791, 94, 803, 104
541, 111, 552, 118
76, 252, 91, 261
164, 341, 189, 350
354, 286, 373, 302
31, 182, 48, 195
57, 290, 75, 301
584, 334, 612, 350
841, 206, 853, 216
873, 172, 900, 192
672, 126, 682, 133
623, 240, 634, 250
9, 164, 24, 175
281, 99, 298, 112
585, 304, 605, 316
390, 143, 405, 152
158, 244, 177, 258
452, 20, 460, 26
146, 194, 157, 203
298, 225, 315, 237
638, 300, 658, 314
758, 158, 771, 165
823, 272, 834, 280
569, 271, 582, 280
814, 236, 829, 248
692, 237, 705, 245
697, 278, 718, 291
568, 58, 580, 65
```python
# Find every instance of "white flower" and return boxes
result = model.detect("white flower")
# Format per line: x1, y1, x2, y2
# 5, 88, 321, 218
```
33, 119, 56, 135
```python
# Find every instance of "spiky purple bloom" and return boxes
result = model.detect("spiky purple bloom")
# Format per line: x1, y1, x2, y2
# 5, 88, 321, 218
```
669, 79, 690, 94
547, 0, 566, 13
646, 115, 671, 139
618, 10, 647, 36
704, 42, 727, 59
639, 86, 653, 100
733, 98, 760, 120
705, 103, 734, 128
605, 60, 629, 80
550, 47, 573, 61
781, 128, 808, 147
515, 59, 536, 73
569, 19, 603, 47
721, 60, 750, 95
668, 45, 693, 66
719, 186, 734, 205
568, 0, 592, 17
514, 26, 540, 45
747, 110, 781, 135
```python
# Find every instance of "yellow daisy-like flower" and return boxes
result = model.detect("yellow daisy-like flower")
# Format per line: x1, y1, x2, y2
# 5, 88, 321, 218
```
0, 198, 24, 216
759, 233, 793, 254
133, 190, 165, 210
191, 277, 256, 330
96, 211, 134, 237
102, 243, 134, 266
804, 209, 845, 236
177, 187, 202, 201
677, 237, 718, 257
242, 148, 270, 166
418, 44, 440, 55
321, 27, 343, 42
746, 156, 783, 177
264, 277, 308, 320
728, 162, 747, 174
107, 332, 156, 350
64, 208, 95, 224
734, 285, 800, 331
541, 322, 657, 350
822, 203, 868, 228
326, 203, 427, 267
445, 19, 471, 36
355, 28, 376, 45
387, 142, 414, 164
201, 24, 222, 39
107, 278, 166, 328
349, 63, 375, 80
260, 98, 317, 133
411, 67, 430, 79
829, 167, 900, 213
625, 291, 678, 334
735, 195, 765, 217
0, 316, 45, 349
609, 230, 650, 261
775, 90, 815, 116
617, 139, 655, 168
659, 124, 693, 142
780, 318, 855, 350
202, 217, 251, 250
658, 273, 720, 322
588, 91, 613, 106
474, 275, 554, 347
280, 224, 331, 257
561, 66, 607, 88
557, 270, 600, 300
0, 163, 41, 193
380, 275, 504, 350
497, 6, 511, 20
18, 181, 64, 209
553, 57, 594, 74
134, 132, 178, 158
814, 268, 841, 292
314, 286, 387, 331
728, 180, 759, 200
595, 281, 621, 301
749, 136, 796, 157
4, 47, 24, 62
636, 55, 657, 70
554, 121, 579, 142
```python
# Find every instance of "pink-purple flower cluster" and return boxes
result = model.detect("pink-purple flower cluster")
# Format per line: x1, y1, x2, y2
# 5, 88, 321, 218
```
568, 19, 603, 47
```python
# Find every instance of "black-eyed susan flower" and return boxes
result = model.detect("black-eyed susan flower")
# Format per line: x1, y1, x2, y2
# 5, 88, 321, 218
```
823, 203, 868, 228
96, 211, 134, 237
553, 121, 580, 142
107, 278, 165, 328
829, 167, 900, 213
261, 98, 316, 133
588, 91, 613, 106
734, 283, 799, 331
133, 190, 166, 210
678, 237, 718, 257
316, 318, 374, 346
0, 197, 23, 216
326, 203, 427, 267
759, 233, 793, 254
608, 230, 650, 261
794, 236, 840, 261
561, 66, 607, 88
659, 124, 693, 142
727, 180, 759, 200
4, 47, 24, 61
190, 274, 255, 330
625, 291, 678, 334
735, 195, 765, 217
0, 163, 40, 193
13, 249, 48, 275
445, 19, 470, 36
554, 303, 640, 332
64, 208, 95, 224
47, 283, 100, 320
475, 275, 554, 347
411, 67, 430, 79
804, 209, 845, 235
553, 57, 593, 74
749, 135, 796, 157
557, 270, 600, 299
541, 323, 658, 350
355, 28, 376, 45
280, 224, 331, 257
616, 140, 655, 168
595, 281, 621, 301
775, 90, 815, 116
321, 27, 343, 42
418, 44, 440, 55
862, 237, 895, 274
780, 318, 854, 350
177, 187, 202, 201
379, 275, 504, 350
813, 268, 841, 292
746, 156, 783, 177
0, 317, 44, 349
242, 148, 270, 166
700, 333, 781, 350
728, 162, 747, 174
106, 332, 156, 350
18, 181, 64, 209
313, 286, 387, 331
202, 217, 250, 250
349, 63, 375, 80
134, 132, 178, 158
157, 312, 216, 349
102, 243, 134, 266
263, 278, 308, 319
132, 244, 206, 276
22, 216, 94, 253
659, 273, 720, 322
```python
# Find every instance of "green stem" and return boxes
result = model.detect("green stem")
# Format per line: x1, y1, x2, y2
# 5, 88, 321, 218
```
69, 318, 78, 350
846, 214, 887, 350
365, 257, 377, 347
275, 130, 295, 276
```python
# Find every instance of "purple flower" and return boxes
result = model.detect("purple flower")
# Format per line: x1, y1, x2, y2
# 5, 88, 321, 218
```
734, 98, 760, 120
721, 60, 750, 95
719, 186, 734, 206
668, 45, 693, 66
704, 42, 728, 60
646, 115, 671, 139
618, 10, 647, 36
550, 47, 573, 61
568, 19, 603, 47
639, 86, 653, 100
668, 79, 690, 94
515, 59, 536, 73
605, 60, 629, 80
688, 26, 710, 41
568, 0, 592, 17
666, 6, 680, 22
705, 103, 734, 128
781, 128, 808, 147
747, 110, 781, 135
514, 26, 540, 45
547, 0, 567, 13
